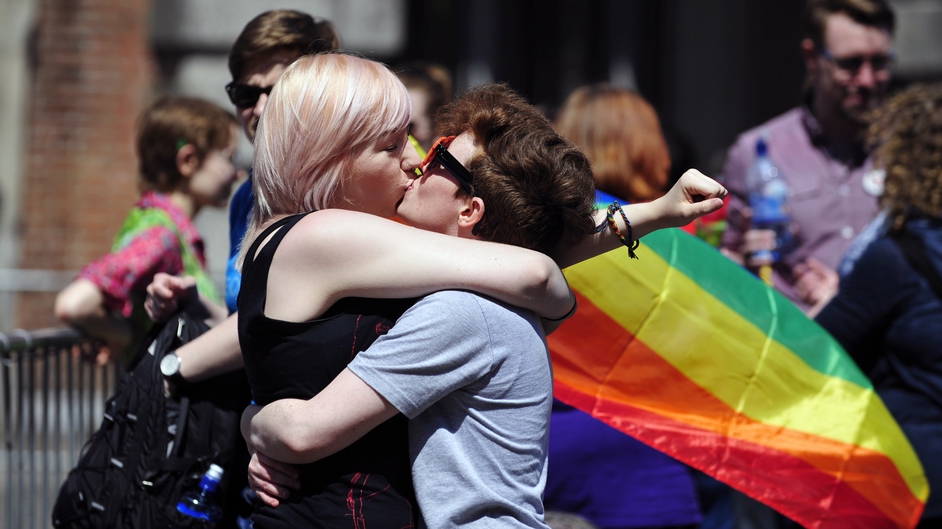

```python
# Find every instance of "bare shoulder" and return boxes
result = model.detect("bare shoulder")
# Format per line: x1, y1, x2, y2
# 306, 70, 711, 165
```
285, 210, 411, 253
270, 210, 396, 268
297, 209, 402, 236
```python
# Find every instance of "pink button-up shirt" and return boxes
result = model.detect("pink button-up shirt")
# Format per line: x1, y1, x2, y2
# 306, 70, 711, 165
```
79, 192, 206, 317
721, 106, 881, 310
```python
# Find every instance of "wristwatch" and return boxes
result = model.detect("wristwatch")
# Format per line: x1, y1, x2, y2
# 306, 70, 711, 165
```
159, 351, 189, 392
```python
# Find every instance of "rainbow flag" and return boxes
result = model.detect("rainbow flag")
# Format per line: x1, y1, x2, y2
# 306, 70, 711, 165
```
548, 214, 928, 528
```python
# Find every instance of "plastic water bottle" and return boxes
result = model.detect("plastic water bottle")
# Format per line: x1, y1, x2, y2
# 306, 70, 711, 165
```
746, 136, 794, 264
176, 463, 224, 524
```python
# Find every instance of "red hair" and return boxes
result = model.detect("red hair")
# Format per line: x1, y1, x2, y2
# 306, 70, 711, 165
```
555, 85, 670, 203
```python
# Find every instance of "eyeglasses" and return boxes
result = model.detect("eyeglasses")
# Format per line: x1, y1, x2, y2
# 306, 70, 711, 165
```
225, 82, 274, 108
420, 136, 474, 193
819, 48, 893, 75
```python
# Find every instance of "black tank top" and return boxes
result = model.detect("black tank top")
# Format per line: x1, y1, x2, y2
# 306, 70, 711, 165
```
239, 212, 418, 529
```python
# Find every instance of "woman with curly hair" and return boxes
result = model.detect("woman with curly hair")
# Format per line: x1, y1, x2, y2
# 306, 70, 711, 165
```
816, 83, 942, 525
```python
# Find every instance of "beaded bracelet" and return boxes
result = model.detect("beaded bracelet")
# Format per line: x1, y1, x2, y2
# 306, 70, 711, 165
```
594, 201, 640, 259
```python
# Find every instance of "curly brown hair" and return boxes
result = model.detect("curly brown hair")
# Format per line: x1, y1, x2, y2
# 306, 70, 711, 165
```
869, 83, 942, 230
434, 84, 597, 255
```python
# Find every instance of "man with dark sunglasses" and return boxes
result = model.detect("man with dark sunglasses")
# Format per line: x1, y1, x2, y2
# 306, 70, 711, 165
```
222, 11, 340, 314
720, 0, 895, 314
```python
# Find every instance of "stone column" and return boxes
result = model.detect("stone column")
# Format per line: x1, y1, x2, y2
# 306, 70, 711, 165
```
15, 0, 154, 329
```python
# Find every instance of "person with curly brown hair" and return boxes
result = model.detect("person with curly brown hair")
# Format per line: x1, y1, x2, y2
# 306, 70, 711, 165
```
815, 83, 942, 526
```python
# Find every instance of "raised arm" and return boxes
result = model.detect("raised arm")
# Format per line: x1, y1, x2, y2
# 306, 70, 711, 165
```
262, 208, 575, 322
555, 169, 728, 268
157, 208, 577, 386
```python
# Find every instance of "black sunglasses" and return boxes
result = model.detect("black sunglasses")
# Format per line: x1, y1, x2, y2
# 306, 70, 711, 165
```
421, 136, 474, 193
225, 82, 274, 108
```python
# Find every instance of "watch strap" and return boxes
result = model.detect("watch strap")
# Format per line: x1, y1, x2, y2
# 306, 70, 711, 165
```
162, 352, 190, 393
166, 369, 189, 391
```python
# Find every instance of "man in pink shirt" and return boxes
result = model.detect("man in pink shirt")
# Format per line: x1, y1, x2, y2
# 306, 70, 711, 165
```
721, 0, 894, 313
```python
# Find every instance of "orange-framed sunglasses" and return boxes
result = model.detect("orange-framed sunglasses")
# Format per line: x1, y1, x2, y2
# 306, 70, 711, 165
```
420, 136, 474, 193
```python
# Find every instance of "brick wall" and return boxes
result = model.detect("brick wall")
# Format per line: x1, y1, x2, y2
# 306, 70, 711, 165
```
16, 0, 154, 329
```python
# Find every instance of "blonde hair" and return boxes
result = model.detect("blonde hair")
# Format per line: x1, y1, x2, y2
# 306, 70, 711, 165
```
555, 85, 670, 203
241, 53, 412, 265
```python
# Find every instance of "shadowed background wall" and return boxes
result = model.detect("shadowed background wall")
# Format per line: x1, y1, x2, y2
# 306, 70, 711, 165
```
3, 0, 940, 330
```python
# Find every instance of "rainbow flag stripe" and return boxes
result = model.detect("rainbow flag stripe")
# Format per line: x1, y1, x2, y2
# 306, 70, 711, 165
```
548, 225, 928, 529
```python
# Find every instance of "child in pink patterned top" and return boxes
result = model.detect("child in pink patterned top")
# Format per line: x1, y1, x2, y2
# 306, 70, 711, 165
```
55, 97, 240, 364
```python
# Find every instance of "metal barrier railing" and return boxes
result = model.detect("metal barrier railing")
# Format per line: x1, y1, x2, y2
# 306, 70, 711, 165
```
0, 328, 117, 529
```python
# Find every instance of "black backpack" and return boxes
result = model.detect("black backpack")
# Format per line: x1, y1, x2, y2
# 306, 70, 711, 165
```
52, 311, 250, 529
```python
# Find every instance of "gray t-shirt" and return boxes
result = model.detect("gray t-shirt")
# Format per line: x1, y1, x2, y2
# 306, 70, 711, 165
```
348, 290, 553, 529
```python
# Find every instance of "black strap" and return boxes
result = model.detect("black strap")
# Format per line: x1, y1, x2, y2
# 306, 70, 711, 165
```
243, 213, 306, 268
169, 396, 189, 458
240, 212, 311, 314
891, 229, 942, 301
